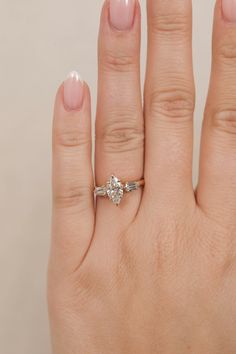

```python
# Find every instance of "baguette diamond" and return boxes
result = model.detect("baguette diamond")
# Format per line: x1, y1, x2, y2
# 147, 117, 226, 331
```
124, 182, 139, 192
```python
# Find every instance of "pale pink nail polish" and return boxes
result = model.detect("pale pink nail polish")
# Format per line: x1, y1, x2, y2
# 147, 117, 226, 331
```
222, 0, 236, 22
109, 0, 136, 31
63, 71, 84, 111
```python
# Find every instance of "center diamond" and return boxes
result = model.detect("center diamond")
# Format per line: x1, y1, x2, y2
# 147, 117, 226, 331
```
106, 175, 124, 205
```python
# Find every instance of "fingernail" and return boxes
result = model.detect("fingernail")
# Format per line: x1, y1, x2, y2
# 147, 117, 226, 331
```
109, 0, 136, 31
222, 0, 236, 22
63, 71, 84, 111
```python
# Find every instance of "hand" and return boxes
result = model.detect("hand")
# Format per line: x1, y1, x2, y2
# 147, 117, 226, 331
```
48, 0, 236, 353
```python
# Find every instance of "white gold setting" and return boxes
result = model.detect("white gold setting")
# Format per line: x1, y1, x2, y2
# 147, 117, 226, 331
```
94, 175, 145, 206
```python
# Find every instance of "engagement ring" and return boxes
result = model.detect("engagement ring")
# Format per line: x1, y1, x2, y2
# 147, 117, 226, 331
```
94, 175, 145, 206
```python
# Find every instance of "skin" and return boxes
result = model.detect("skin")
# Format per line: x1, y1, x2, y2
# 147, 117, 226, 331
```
48, 0, 236, 353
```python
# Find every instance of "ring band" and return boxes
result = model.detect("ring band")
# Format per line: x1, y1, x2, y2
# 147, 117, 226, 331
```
94, 175, 145, 206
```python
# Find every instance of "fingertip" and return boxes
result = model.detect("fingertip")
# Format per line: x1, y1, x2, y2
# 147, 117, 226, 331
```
213, 0, 236, 25
52, 72, 92, 152
213, 0, 224, 23
99, 0, 141, 35
53, 73, 91, 118
63, 71, 84, 111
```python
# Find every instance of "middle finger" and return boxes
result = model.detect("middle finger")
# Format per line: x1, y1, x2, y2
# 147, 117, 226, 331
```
144, 0, 195, 209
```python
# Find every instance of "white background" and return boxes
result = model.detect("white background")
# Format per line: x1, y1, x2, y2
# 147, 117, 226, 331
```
0, 0, 214, 353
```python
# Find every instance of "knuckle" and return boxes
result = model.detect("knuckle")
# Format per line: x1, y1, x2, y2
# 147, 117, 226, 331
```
54, 185, 92, 209
150, 13, 189, 37
148, 87, 195, 122
54, 128, 90, 149
211, 109, 236, 135
96, 112, 144, 153
218, 40, 236, 64
101, 50, 137, 73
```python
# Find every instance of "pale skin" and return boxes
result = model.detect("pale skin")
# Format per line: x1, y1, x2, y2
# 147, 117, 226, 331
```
48, 0, 236, 353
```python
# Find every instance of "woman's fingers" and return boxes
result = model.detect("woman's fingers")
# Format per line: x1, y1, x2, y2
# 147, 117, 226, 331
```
197, 0, 236, 225
51, 72, 94, 273
95, 0, 144, 223
144, 0, 195, 207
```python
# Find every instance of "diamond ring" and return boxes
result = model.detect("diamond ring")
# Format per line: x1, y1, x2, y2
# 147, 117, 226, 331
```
94, 175, 145, 206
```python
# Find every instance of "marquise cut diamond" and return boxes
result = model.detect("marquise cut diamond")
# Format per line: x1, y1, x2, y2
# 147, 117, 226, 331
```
106, 175, 124, 205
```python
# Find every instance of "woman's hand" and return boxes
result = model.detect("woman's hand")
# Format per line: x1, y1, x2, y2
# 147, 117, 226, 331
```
48, 0, 236, 353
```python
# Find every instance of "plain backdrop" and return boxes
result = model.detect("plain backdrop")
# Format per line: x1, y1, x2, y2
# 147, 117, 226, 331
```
0, 0, 215, 353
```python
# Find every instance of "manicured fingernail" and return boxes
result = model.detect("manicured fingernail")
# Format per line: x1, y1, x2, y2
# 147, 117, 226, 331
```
222, 0, 236, 22
109, 0, 136, 31
63, 71, 84, 111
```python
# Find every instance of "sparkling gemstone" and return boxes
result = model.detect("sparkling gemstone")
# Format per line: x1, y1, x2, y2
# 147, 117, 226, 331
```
106, 175, 124, 205
94, 186, 107, 197
124, 182, 138, 193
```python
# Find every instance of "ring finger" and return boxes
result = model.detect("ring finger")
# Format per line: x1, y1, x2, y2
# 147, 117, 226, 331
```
95, 0, 144, 227
143, 0, 195, 212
